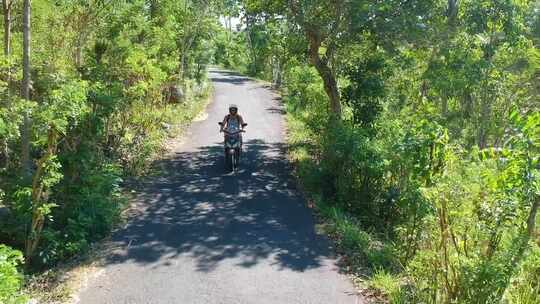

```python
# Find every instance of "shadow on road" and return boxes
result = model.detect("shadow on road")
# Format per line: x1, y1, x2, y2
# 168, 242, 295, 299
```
210, 75, 251, 86
266, 107, 286, 115
105, 139, 335, 273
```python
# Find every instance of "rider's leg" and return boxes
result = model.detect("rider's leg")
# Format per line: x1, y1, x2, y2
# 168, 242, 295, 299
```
239, 133, 243, 161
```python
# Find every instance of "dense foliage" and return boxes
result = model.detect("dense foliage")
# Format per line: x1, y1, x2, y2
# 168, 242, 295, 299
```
0, 245, 25, 303
1, 0, 539, 303
0, 0, 220, 294
216, 0, 540, 302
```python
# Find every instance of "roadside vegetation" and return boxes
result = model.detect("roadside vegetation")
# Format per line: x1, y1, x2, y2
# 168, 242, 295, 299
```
215, 1, 540, 303
0, 1, 218, 302
1, 1, 539, 303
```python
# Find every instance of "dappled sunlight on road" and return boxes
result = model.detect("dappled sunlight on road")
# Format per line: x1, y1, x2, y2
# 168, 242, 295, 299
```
77, 69, 358, 304
105, 139, 333, 274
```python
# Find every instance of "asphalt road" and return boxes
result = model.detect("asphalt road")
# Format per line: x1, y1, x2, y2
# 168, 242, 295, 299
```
76, 69, 361, 304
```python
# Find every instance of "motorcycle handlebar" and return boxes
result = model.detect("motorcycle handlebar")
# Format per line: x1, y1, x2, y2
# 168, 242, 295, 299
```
221, 129, 245, 134
219, 122, 246, 134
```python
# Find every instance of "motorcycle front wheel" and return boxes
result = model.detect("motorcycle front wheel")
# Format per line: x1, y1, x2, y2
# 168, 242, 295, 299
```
225, 148, 233, 172
233, 148, 240, 171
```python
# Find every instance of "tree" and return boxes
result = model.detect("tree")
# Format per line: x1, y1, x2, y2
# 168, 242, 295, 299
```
20, 0, 31, 178
289, 0, 346, 118
2, 0, 12, 58
1, 0, 13, 167
245, 0, 436, 120
176, 0, 214, 83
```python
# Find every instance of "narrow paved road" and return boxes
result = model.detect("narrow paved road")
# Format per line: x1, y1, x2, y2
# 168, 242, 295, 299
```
76, 69, 360, 304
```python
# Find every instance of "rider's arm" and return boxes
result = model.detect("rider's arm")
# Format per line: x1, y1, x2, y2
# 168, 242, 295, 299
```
221, 115, 228, 132
238, 115, 245, 129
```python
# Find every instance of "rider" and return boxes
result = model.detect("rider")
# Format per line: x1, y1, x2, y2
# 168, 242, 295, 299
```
220, 104, 246, 134
220, 104, 246, 158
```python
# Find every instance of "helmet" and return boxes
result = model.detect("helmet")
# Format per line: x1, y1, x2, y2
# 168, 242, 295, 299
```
229, 104, 238, 112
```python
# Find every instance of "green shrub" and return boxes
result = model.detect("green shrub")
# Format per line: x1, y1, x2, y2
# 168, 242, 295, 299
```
0, 245, 26, 304
283, 57, 540, 303
369, 270, 406, 304
37, 162, 125, 266
503, 244, 540, 304
325, 205, 399, 272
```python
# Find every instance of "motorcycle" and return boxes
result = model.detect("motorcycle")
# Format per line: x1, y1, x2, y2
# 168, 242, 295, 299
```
218, 122, 247, 172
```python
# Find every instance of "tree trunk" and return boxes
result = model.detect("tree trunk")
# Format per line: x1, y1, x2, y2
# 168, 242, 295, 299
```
288, 0, 342, 119
149, 0, 159, 19
227, 15, 232, 41
2, 0, 11, 58
20, 0, 31, 178
25, 127, 57, 266
440, 0, 457, 120
1, 0, 12, 168
245, 13, 258, 75
74, 34, 85, 69
272, 56, 282, 88
306, 30, 341, 119
442, 96, 448, 117
447, 0, 458, 26
22, 0, 31, 98
179, 47, 187, 81
178, 2, 209, 83
527, 196, 539, 239
478, 87, 491, 149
